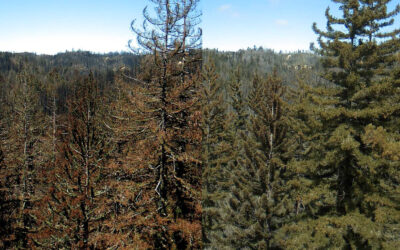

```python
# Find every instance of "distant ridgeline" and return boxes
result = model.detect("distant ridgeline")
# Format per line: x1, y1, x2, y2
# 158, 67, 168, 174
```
0, 49, 322, 114
0, 49, 322, 116
204, 48, 323, 88
0, 48, 321, 85
0, 51, 141, 81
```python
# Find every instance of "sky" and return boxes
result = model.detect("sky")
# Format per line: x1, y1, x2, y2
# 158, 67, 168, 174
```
0, 0, 399, 54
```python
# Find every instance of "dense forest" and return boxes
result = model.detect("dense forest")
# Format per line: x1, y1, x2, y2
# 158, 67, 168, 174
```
1, 0, 400, 249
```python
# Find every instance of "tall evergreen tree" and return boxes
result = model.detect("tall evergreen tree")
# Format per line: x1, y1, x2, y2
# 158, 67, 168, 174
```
276, 1, 400, 248
204, 66, 251, 249
228, 67, 248, 133
128, 0, 203, 247
218, 71, 294, 249
201, 60, 234, 248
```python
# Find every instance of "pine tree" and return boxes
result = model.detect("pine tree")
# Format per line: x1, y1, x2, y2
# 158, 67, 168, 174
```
206, 66, 248, 249
39, 73, 113, 248
45, 69, 62, 167
125, 0, 203, 247
201, 59, 234, 248
217, 71, 295, 249
275, 1, 400, 248
0, 75, 11, 249
0, 70, 46, 248
228, 67, 248, 133
92, 70, 157, 249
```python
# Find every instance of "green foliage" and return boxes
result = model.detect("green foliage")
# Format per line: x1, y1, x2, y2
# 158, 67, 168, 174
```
201, 59, 235, 248
204, 69, 299, 249
274, 1, 400, 248
203, 48, 323, 90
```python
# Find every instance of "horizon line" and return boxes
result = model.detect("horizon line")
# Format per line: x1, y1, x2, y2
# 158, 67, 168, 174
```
0, 47, 314, 56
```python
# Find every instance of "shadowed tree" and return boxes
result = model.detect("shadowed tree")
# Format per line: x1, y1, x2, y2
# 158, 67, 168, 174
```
0, 70, 46, 248
38, 73, 113, 249
217, 71, 296, 249
201, 59, 235, 248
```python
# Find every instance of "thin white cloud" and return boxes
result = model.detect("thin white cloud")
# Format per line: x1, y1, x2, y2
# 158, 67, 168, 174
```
218, 4, 240, 18
275, 19, 288, 26
231, 12, 240, 18
268, 0, 281, 4
218, 4, 232, 12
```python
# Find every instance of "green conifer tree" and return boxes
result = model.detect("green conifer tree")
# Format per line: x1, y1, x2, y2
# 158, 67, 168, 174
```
219, 71, 294, 249
275, 1, 400, 248
201, 60, 234, 248
203, 66, 249, 249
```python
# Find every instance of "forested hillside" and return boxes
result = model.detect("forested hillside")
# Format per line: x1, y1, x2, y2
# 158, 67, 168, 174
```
0, 49, 321, 115
1, 0, 400, 249
204, 48, 322, 86
0, 48, 320, 88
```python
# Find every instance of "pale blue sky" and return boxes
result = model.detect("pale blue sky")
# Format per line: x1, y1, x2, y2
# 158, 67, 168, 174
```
0, 0, 398, 54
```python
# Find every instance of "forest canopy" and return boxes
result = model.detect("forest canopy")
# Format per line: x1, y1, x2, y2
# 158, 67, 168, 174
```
1, 0, 400, 249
